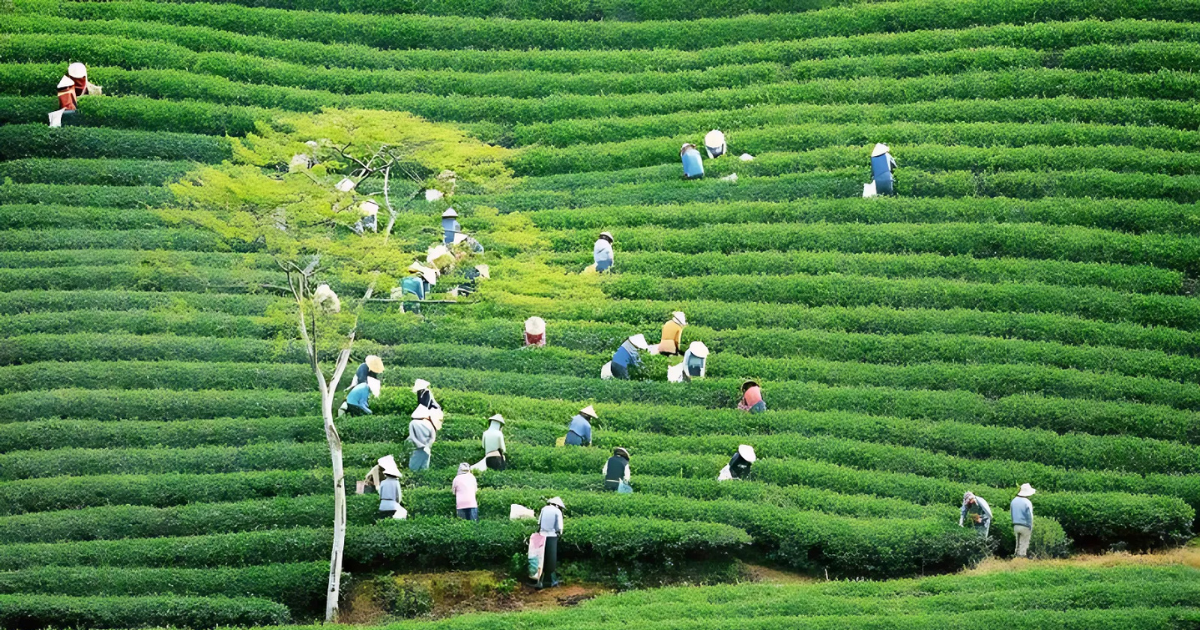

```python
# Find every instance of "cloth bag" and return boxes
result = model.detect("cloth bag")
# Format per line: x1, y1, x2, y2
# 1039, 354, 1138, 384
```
600, 362, 613, 379
863, 181, 878, 198
617, 480, 633, 494
392, 506, 408, 520
527, 533, 547, 580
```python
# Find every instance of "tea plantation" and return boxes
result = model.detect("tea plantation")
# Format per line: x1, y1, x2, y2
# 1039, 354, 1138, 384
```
2, 0, 1200, 626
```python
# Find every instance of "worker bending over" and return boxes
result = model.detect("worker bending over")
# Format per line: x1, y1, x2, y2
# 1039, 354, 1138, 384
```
482, 414, 508, 470
408, 405, 443, 471
344, 381, 373, 416
718, 445, 756, 481
738, 380, 766, 413
376, 456, 403, 520
658, 311, 687, 355
441, 208, 461, 244
564, 405, 596, 446
603, 447, 632, 492
704, 130, 727, 159
593, 232, 615, 272
681, 143, 704, 179
452, 463, 479, 521
683, 341, 709, 378
524, 317, 546, 347
536, 497, 566, 589
401, 263, 437, 301
870, 143, 897, 196
412, 378, 441, 411
351, 355, 385, 393
611, 334, 649, 380
959, 491, 993, 537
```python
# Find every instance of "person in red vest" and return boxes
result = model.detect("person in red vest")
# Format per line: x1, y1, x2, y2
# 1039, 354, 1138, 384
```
49, 76, 79, 128
68, 63, 102, 97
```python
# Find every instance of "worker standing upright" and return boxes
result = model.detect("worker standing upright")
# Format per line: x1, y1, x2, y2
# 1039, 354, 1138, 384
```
593, 232, 615, 272
1011, 484, 1036, 558
870, 143, 897, 196
564, 405, 596, 446
452, 463, 479, 521
376, 456, 403, 520
412, 378, 441, 411
611, 334, 649, 380
482, 414, 508, 470
441, 208, 461, 244
658, 311, 687, 355
603, 447, 632, 492
536, 497, 565, 589
738, 380, 766, 413
407, 405, 443, 471
959, 491, 993, 538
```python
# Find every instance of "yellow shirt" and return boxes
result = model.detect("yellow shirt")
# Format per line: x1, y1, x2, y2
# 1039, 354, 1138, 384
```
660, 320, 683, 354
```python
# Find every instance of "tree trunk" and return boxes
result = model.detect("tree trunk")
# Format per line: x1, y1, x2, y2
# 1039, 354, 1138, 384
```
323, 386, 347, 622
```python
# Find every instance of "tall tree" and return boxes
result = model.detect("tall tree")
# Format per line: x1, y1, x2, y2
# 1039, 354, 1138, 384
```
162, 109, 510, 621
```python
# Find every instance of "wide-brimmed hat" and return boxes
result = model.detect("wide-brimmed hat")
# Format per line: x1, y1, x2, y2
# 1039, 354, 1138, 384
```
738, 444, 757, 463
488, 414, 506, 425
452, 232, 469, 245
360, 200, 380, 215
57, 76, 74, 89
963, 491, 976, 504
458, 462, 471, 474
598, 231, 613, 243
378, 455, 402, 478
412, 379, 431, 393
688, 341, 709, 358
525, 317, 546, 335
628, 334, 649, 350
613, 447, 630, 460
365, 355, 385, 373
680, 143, 697, 155
672, 311, 687, 326
871, 143, 891, 157
547, 497, 565, 509
67, 62, 87, 79
579, 405, 597, 418
428, 408, 445, 430
742, 380, 759, 392
475, 264, 490, 279
442, 208, 458, 218
1017, 483, 1036, 497
704, 129, 726, 148
411, 404, 432, 419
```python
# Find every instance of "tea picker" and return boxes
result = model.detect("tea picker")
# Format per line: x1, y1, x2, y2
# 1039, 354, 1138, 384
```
376, 455, 405, 520
682, 341, 708, 378
412, 378, 441, 411
1011, 484, 1036, 558
524, 317, 547, 347
959, 491, 993, 537
68, 63, 103, 97
535, 497, 566, 589
737, 380, 766, 413
452, 463, 479, 521
455, 264, 489, 297
704, 130, 727, 159
603, 447, 632, 492
718, 445, 756, 481
681, 143, 704, 179
342, 381, 373, 416
657, 311, 687, 356
482, 414, 508, 470
49, 77, 78, 128
593, 231, 615, 272
452, 232, 485, 254
349, 355, 385, 398
441, 208, 461, 244
611, 334, 650, 380
400, 263, 438, 301
407, 404, 444, 471
864, 143, 897, 198
563, 405, 597, 446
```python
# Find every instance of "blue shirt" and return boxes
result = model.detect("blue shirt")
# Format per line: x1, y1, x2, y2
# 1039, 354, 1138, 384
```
685, 352, 705, 376
1010, 497, 1033, 529
346, 382, 371, 410
442, 218, 461, 244
871, 153, 896, 185
378, 477, 401, 511
400, 276, 427, 300
612, 341, 642, 368
566, 414, 592, 445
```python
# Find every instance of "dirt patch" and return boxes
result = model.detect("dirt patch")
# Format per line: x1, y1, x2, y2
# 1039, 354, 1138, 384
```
738, 563, 819, 584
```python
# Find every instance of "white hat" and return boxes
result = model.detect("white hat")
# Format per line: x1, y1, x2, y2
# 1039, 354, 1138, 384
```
429, 408, 445, 430
442, 208, 458, 218
738, 445, 757, 463
579, 405, 597, 418
378, 455, 402, 478
412, 379, 431, 393
57, 76, 74, 89
704, 129, 725, 148
411, 404, 432, 419
425, 188, 444, 202
525, 317, 546, 335
408, 262, 438, 285
360, 200, 379, 215
1017, 483, 1036, 497
67, 62, 87, 79
365, 355, 385, 373
599, 231, 613, 242
452, 232, 468, 245
687, 341, 708, 358
672, 311, 687, 326
475, 265, 490, 279
628, 334, 649, 350
871, 143, 891, 157
488, 414, 506, 425
547, 497, 565, 509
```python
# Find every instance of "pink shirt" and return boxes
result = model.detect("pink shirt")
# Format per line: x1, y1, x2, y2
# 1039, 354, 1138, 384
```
743, 386, 763, 407
452, 473, 478, 509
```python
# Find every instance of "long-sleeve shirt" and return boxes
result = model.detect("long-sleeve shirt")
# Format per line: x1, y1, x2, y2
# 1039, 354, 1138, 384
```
417, 389, 441, 411
660, 320, 683, 353
352, 363, 379, 389
442, 218, 461, 244
593, 239, 614, 266
482, 427, 506, 454
1010, 497, 1034, 529
452, 472, 478, 509
960, 497, 993, 530
684, 350, 706, 377
400, 276, 427, 300
538, 505, 564, 537
378, 477, 401, 511
603, 457, 631, 481
566, 415, 592, 445
346, 383, 372, 412
408, 419, 436, 451
612, 341, 642, 368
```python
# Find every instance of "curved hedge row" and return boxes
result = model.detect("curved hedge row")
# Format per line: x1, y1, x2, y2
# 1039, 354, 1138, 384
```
0, 159, 193, 187
0, 594, 290, 629
0, 124, 232, 162
0, 290, 280, 316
